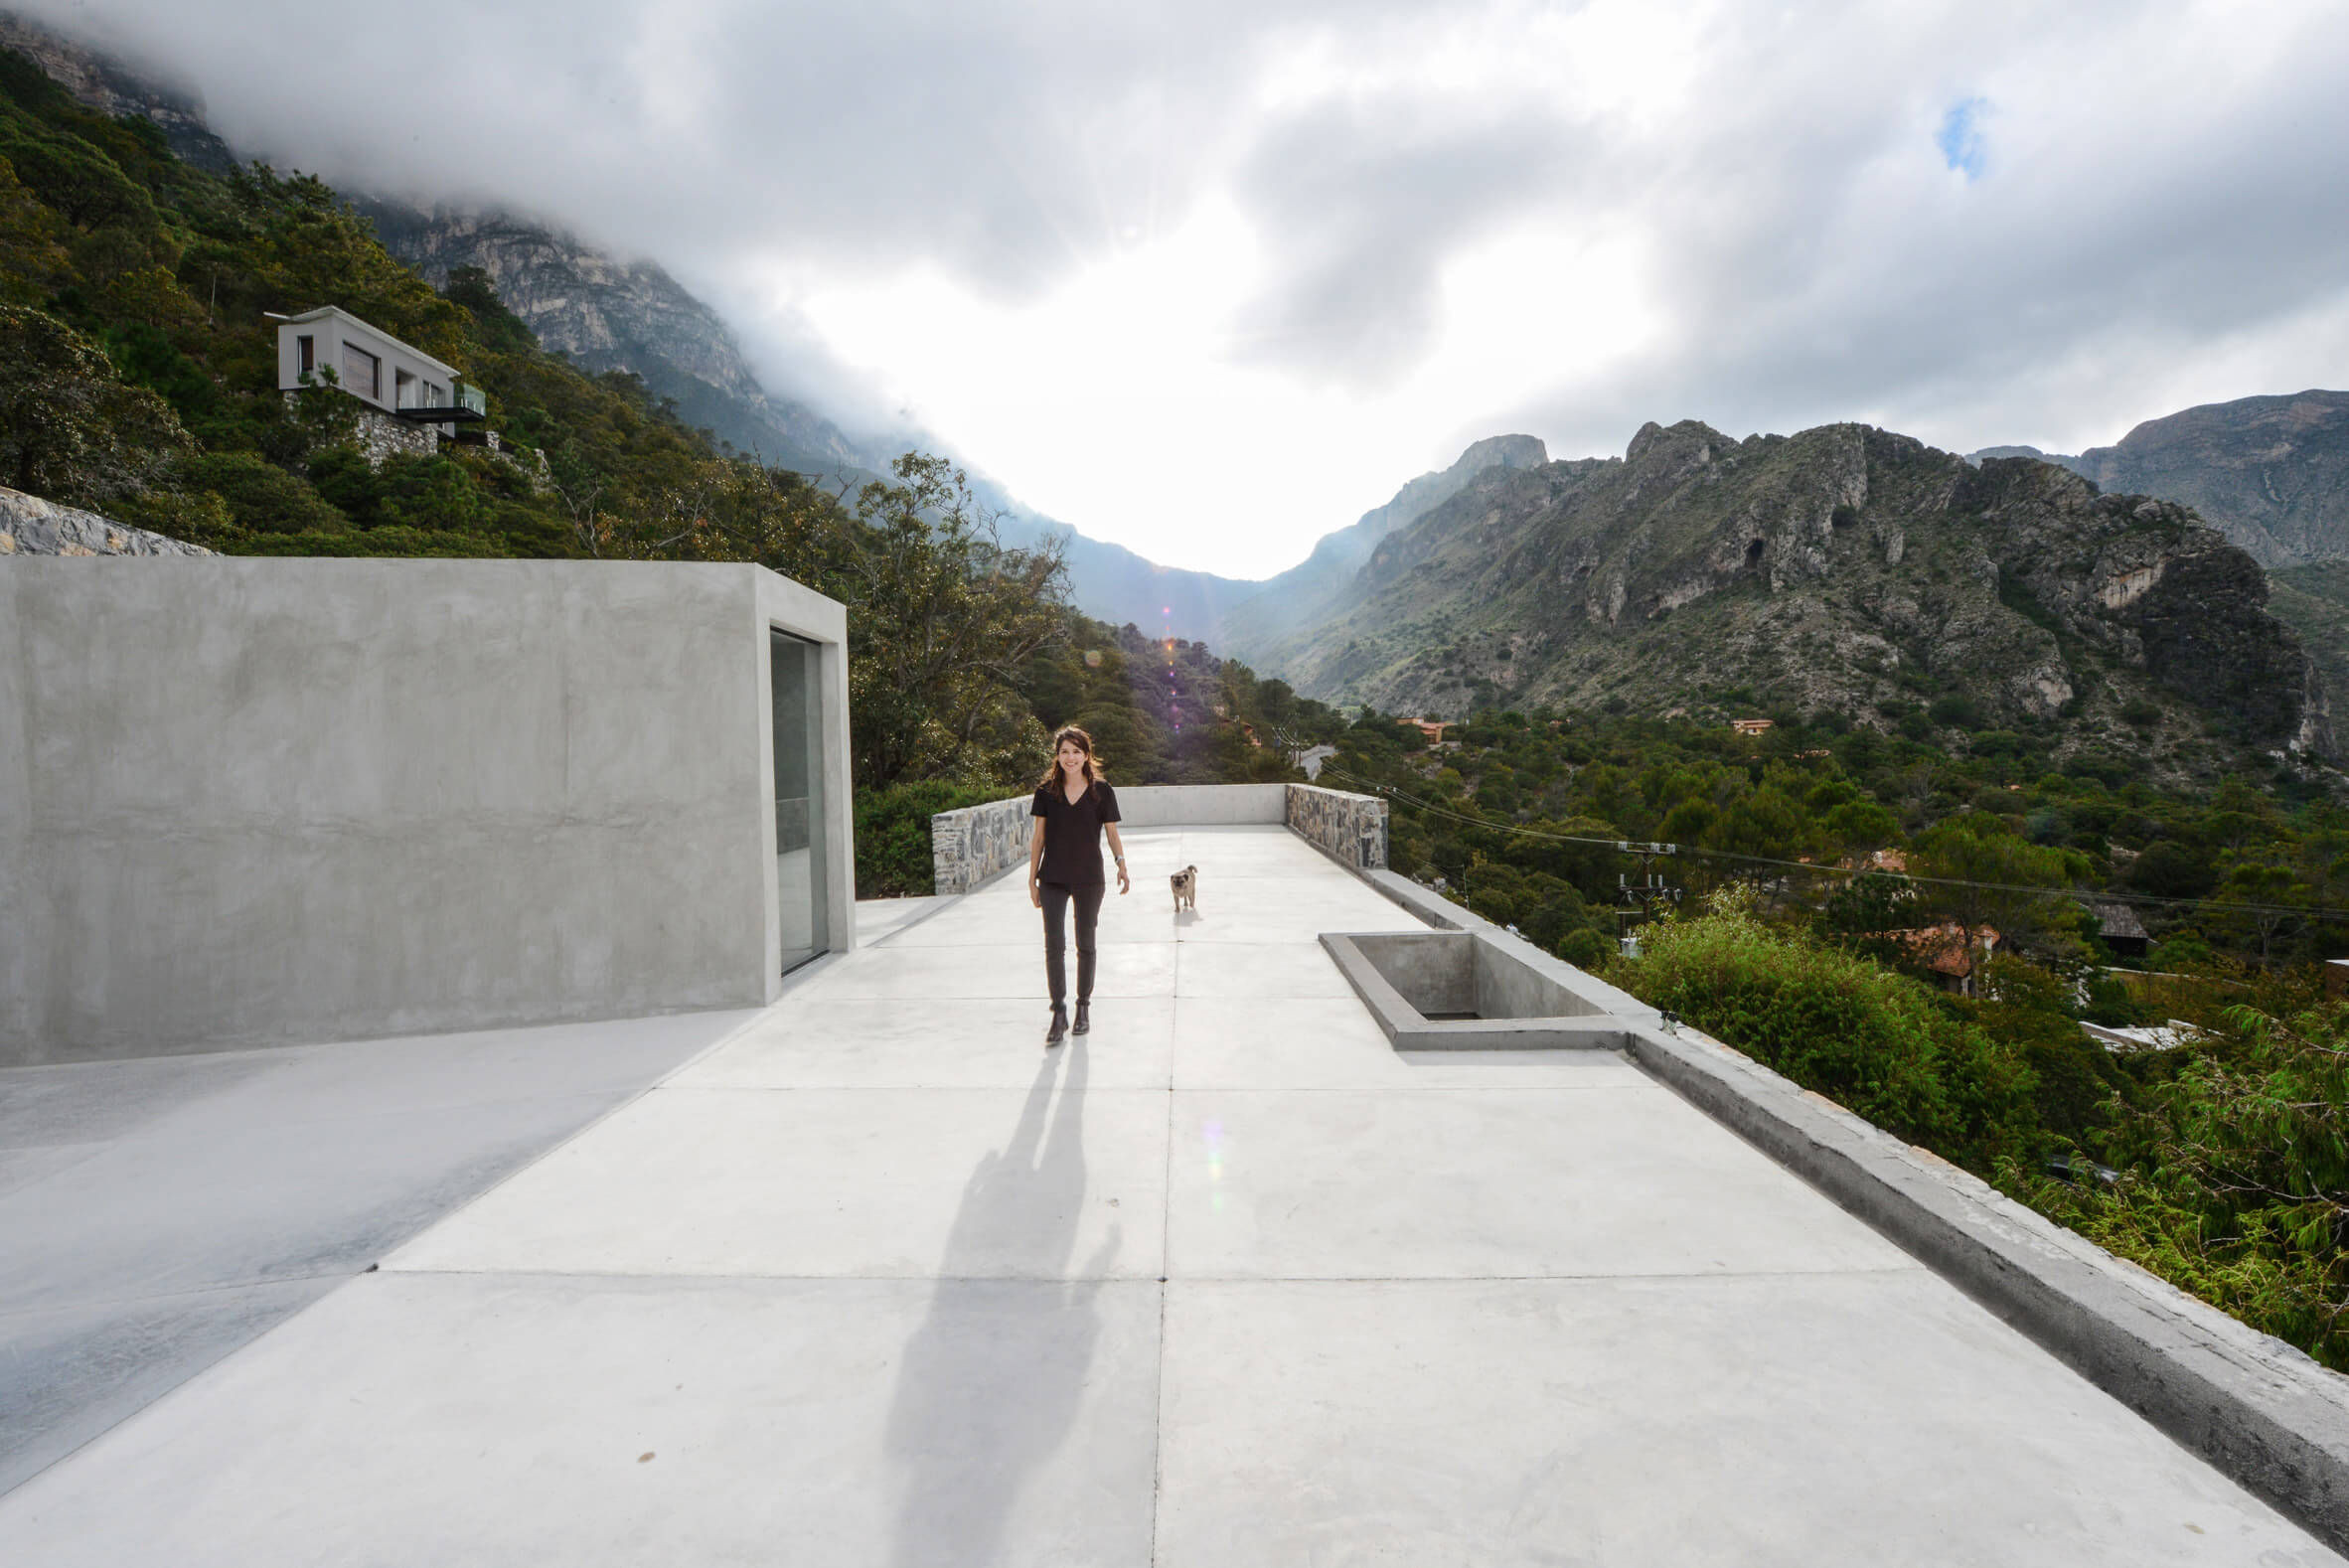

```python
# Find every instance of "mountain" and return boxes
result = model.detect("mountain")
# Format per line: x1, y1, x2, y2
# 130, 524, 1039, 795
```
1970, 391, 2349, 567
1214, 433, 1548, 666
2266, 561, 2349, 722
1270, 418, 2330, 772
0, 11, 231, 172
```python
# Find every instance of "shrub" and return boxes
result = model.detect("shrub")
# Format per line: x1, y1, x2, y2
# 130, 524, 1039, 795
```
1617, 892, 2040, 1174
854, 780, 1007, 898
2017, 999, 2349, 1368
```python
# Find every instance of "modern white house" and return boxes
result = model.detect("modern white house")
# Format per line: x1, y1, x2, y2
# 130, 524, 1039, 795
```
274, 306, 487, 444
0, 556, 856, 1064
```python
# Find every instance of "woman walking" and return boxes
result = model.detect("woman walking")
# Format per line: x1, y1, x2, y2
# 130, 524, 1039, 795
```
1028, 725, 1129, 1045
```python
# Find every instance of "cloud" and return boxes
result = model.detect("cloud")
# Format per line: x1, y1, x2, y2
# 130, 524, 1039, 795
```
15, 0, 2349, 575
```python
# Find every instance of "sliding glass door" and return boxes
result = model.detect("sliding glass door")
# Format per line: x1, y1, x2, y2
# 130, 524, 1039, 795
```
770, 630, 829, 973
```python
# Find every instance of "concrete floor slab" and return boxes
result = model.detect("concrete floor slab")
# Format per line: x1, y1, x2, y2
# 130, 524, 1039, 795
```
1167, 881, 1427, 944
390, 1051, 1166, 1281
1171, 997, 1641, 1091
1157, 1275, 2341, 1567
1166, 1086, 1915, 1279
673, 997, 1175, 1090
0, 1009, 746, 1498
1175, 941, 1358, 999
0, 1272, 1165, 1568
794, 941, 1177, 1001
0, 1280, 336, 1495
884, 891, 1177, 947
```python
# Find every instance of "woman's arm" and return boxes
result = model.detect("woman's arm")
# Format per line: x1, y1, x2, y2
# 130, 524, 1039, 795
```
1105, 822, 1130, 894
1027, 817, 1046, 908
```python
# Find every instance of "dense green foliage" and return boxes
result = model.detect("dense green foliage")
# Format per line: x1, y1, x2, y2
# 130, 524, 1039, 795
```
1619, 891, 2041, 1172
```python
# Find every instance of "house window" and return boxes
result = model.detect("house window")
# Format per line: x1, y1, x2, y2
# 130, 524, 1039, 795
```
296, 335, 314, 375
342, 342, 381, 400
394, 367, 417, 408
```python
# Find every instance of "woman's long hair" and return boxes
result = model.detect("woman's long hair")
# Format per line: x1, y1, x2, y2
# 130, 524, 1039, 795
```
1037, 724, 1104, 799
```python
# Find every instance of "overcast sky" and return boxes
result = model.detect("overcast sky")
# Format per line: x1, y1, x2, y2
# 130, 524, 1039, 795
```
26, 0, 2349, 576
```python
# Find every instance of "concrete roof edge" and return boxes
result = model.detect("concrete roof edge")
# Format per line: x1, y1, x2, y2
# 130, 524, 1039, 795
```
1628, 1020, 2349, 1555
1319, 846, 2349, 1549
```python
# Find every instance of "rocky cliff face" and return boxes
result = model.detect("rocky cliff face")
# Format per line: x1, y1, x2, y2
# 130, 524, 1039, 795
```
1276, 418, 2330, 767
354, 201, 874, 480
1973, 391, 2349, 568
1215, 433, 1548, 665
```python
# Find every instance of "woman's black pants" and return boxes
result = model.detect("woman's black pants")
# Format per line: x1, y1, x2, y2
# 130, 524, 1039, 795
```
1039, 880, 1105, 1009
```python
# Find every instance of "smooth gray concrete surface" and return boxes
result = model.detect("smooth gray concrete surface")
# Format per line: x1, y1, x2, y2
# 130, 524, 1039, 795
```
0, 827, 2338, 1564
1, 558, 852, 1063
0, 1009, 749, 1495
1107, 782, 1286, 826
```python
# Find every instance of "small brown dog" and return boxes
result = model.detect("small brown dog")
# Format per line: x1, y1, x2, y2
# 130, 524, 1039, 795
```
1170, 864, 1198, 913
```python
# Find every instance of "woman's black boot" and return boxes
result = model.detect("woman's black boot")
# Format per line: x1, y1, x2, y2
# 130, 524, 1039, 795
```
1046, 1006, 1068, 1046
1072, 1001, 1091, 1034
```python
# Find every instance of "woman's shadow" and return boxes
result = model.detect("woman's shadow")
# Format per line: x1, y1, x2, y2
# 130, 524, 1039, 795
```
884, 1035, 1121, 1566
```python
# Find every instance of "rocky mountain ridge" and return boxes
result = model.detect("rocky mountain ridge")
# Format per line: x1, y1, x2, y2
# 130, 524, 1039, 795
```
1213, 433, 1547, 667
1276, 417, 2329, 775
1973, 390, 2349, 568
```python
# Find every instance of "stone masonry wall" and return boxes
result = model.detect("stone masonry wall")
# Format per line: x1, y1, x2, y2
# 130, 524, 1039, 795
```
927, 782, 1390, 894
0, 487, 212, 555
1285, 783, 1387, 869
930, 796, 1033, 895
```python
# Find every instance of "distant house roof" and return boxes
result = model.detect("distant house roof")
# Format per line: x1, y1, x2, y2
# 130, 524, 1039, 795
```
2082, 899, 2150, 942
1731, 717, 1773, 735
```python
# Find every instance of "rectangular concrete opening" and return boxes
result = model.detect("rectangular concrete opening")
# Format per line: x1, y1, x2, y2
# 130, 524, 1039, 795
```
1323, 930, 1624, 1050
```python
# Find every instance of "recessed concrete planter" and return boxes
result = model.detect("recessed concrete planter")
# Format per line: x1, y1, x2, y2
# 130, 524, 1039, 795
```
1321, 929, 1628, 1050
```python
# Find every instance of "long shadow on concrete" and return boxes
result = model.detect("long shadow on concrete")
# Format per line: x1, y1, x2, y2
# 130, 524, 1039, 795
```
885, 1037, 1120, 1567
0, 1010, 749, 1496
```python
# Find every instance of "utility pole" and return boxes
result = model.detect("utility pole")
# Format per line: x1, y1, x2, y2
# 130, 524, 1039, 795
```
1615, 841, 1681, 957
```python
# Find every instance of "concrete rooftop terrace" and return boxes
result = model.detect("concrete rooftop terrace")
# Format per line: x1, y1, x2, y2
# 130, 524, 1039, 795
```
1, 824, 2341, 1564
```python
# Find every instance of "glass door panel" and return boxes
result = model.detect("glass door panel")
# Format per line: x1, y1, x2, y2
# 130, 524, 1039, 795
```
771, 631, 828, 973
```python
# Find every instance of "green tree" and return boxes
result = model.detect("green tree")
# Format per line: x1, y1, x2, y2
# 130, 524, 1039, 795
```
841, 453, 1067, 788
0, 303, 186, 502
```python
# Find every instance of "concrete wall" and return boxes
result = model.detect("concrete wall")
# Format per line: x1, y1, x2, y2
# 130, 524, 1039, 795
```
1, 558, 852, 1064
1113, 783, 1286, 827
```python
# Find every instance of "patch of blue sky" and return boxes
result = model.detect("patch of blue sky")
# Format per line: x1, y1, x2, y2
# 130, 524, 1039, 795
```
1938, 97, 1989, 180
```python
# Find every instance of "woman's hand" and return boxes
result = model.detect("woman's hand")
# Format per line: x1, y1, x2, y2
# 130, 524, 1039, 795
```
1116, 861, 1131, 895
1029, 875, 1042, 908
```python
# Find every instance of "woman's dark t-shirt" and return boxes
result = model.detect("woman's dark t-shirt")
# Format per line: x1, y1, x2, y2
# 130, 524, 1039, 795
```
1032, 779, 1121, 886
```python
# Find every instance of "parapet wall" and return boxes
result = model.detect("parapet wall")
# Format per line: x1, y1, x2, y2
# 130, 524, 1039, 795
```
1285, 782, 1387, 869
928, 781, 1386, 893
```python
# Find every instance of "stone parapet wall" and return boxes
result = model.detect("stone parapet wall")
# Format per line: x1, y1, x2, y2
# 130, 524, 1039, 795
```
930, 795, 1033, 895
927, 781, 1389, 893
1285, 782, 1387, 869
0, 487, 212, 556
